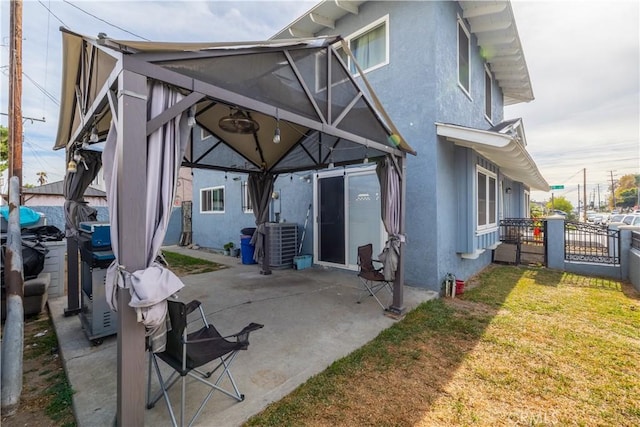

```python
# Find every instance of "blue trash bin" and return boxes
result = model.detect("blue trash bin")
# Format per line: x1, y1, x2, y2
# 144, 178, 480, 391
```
240, 235, 256, 265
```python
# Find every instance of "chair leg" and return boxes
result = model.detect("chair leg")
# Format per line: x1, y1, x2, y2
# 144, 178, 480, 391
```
180, 375, 186, 427
148, 354, 179, 427
194, 351, 245, 401
146, 351, 248, 427
358, 279, 388, 310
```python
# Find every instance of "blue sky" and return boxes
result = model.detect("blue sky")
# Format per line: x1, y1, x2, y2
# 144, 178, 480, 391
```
1, 0, 638, 207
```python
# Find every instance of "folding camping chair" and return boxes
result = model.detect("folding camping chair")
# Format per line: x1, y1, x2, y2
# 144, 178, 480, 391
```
356, 243, 393, 309
146, 299, 263, 427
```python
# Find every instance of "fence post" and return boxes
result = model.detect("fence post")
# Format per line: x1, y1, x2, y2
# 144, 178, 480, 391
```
546, 216, 565, 270
618, 226, 632, 280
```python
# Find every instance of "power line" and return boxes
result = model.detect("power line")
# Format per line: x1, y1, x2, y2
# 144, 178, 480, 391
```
37, 0, 68, 28
62, 0, 151, 41
22, 70, 59, 106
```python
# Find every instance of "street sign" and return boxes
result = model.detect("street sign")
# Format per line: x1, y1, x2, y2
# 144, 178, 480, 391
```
550, 185, 564, 190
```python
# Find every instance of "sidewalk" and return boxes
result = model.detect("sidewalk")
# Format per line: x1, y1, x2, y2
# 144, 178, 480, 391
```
49, 246, 437, 426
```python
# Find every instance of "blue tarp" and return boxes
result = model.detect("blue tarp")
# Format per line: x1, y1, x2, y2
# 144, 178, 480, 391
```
0, 206, 42, 227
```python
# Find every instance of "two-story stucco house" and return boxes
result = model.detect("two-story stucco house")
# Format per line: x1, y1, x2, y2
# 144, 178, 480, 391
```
190, 0, 548, 293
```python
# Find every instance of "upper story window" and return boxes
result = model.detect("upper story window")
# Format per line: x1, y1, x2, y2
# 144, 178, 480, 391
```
241, 181, 253, 214
339, 15, 389, 75
200, 186, 225, 213
457, 16, 471, 95
477, 166, 497, 231
484, 65, 492, 121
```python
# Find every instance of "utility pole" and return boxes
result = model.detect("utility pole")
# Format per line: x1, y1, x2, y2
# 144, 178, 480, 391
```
597, 184, 601, 210
8, 0, 23, 190
2, 1, 25, 415
583, 168, 587, 222
610, 170, 616, 209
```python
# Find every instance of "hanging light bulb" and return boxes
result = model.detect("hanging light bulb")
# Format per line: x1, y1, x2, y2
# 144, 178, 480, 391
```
89, 125, 99, 143
187, 105, 197, 127
363, 144, 369, 163
273, 109, 281, 144
67, 159, 77, 173
328, 148, 334, 169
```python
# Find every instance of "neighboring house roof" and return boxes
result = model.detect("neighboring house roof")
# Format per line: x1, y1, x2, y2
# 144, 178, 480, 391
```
436, 121, 550, 192
271, 0, 533, 105
23, 180, 106, 197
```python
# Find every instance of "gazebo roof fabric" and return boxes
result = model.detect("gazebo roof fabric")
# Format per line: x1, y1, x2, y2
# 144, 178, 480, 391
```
54, 29, 415, 175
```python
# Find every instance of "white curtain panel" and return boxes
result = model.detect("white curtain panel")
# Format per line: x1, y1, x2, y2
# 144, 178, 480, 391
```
103, 82, 191, 351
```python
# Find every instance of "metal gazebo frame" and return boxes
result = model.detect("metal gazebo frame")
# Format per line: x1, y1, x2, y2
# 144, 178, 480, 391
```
54, 28, 415, 424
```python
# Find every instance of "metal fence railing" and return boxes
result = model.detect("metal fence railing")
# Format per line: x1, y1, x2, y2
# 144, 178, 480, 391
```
565, 221, 620, 265
499, 218, 545, 246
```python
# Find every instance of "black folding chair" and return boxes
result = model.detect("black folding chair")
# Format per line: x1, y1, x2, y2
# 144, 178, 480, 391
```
146, 299, 263, 427
356, 243, 393, 309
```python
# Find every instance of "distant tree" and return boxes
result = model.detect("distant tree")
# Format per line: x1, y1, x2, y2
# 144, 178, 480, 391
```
619, 188, 638, 208
611, 174, 640, 209
546, 196, 573, 216
0, 125, 7, 174
530, 204, 544, 218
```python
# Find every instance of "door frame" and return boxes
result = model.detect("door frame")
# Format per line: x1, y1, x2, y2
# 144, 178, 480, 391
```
313, 165, 386, 271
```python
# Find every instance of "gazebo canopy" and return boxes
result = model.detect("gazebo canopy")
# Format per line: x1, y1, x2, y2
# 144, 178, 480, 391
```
54, 29, 415, 173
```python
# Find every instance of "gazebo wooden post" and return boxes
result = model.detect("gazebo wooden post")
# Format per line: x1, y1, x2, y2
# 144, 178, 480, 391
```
115, 69, 147, 425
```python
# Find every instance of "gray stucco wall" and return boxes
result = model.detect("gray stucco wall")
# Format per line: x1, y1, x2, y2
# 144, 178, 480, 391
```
192, 170, 314, 254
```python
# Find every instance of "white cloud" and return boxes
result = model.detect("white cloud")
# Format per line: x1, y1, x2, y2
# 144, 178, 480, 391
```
507, 0, 639, 206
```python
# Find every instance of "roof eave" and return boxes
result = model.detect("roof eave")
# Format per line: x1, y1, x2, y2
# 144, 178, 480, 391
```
460, 1, 534, 106
436, 122, 549, 191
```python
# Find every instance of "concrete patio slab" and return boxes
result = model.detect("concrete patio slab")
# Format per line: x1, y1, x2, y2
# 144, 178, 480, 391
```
49, 246, 437, 426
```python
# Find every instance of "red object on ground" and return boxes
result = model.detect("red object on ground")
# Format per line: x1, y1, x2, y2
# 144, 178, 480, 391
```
455, 279, 465, 295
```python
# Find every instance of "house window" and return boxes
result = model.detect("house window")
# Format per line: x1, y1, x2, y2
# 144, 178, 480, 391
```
477, 166, 497, 230
241, 181, 253, 213
485, 65, 492, 121
458, 16, 470, 94
340, 15, 389, 75
200, 186, 224, 213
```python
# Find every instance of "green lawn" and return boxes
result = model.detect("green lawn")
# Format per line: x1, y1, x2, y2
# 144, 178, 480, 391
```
246, 265, 640, 426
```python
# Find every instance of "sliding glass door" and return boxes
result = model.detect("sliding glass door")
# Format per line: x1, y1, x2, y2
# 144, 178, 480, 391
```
315, 167, 384, 269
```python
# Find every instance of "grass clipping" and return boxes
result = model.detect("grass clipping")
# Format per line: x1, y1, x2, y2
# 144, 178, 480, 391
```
246, 265, 640, 426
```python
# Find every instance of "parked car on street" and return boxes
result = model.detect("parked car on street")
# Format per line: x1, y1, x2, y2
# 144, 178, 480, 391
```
609, 214, 625, 224
621, 214, 640, 226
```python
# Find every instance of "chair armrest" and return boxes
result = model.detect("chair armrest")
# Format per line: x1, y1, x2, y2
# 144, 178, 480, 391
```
235, 323, 264, 348
184, 300, 202, 315
185, 323, 264, 345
